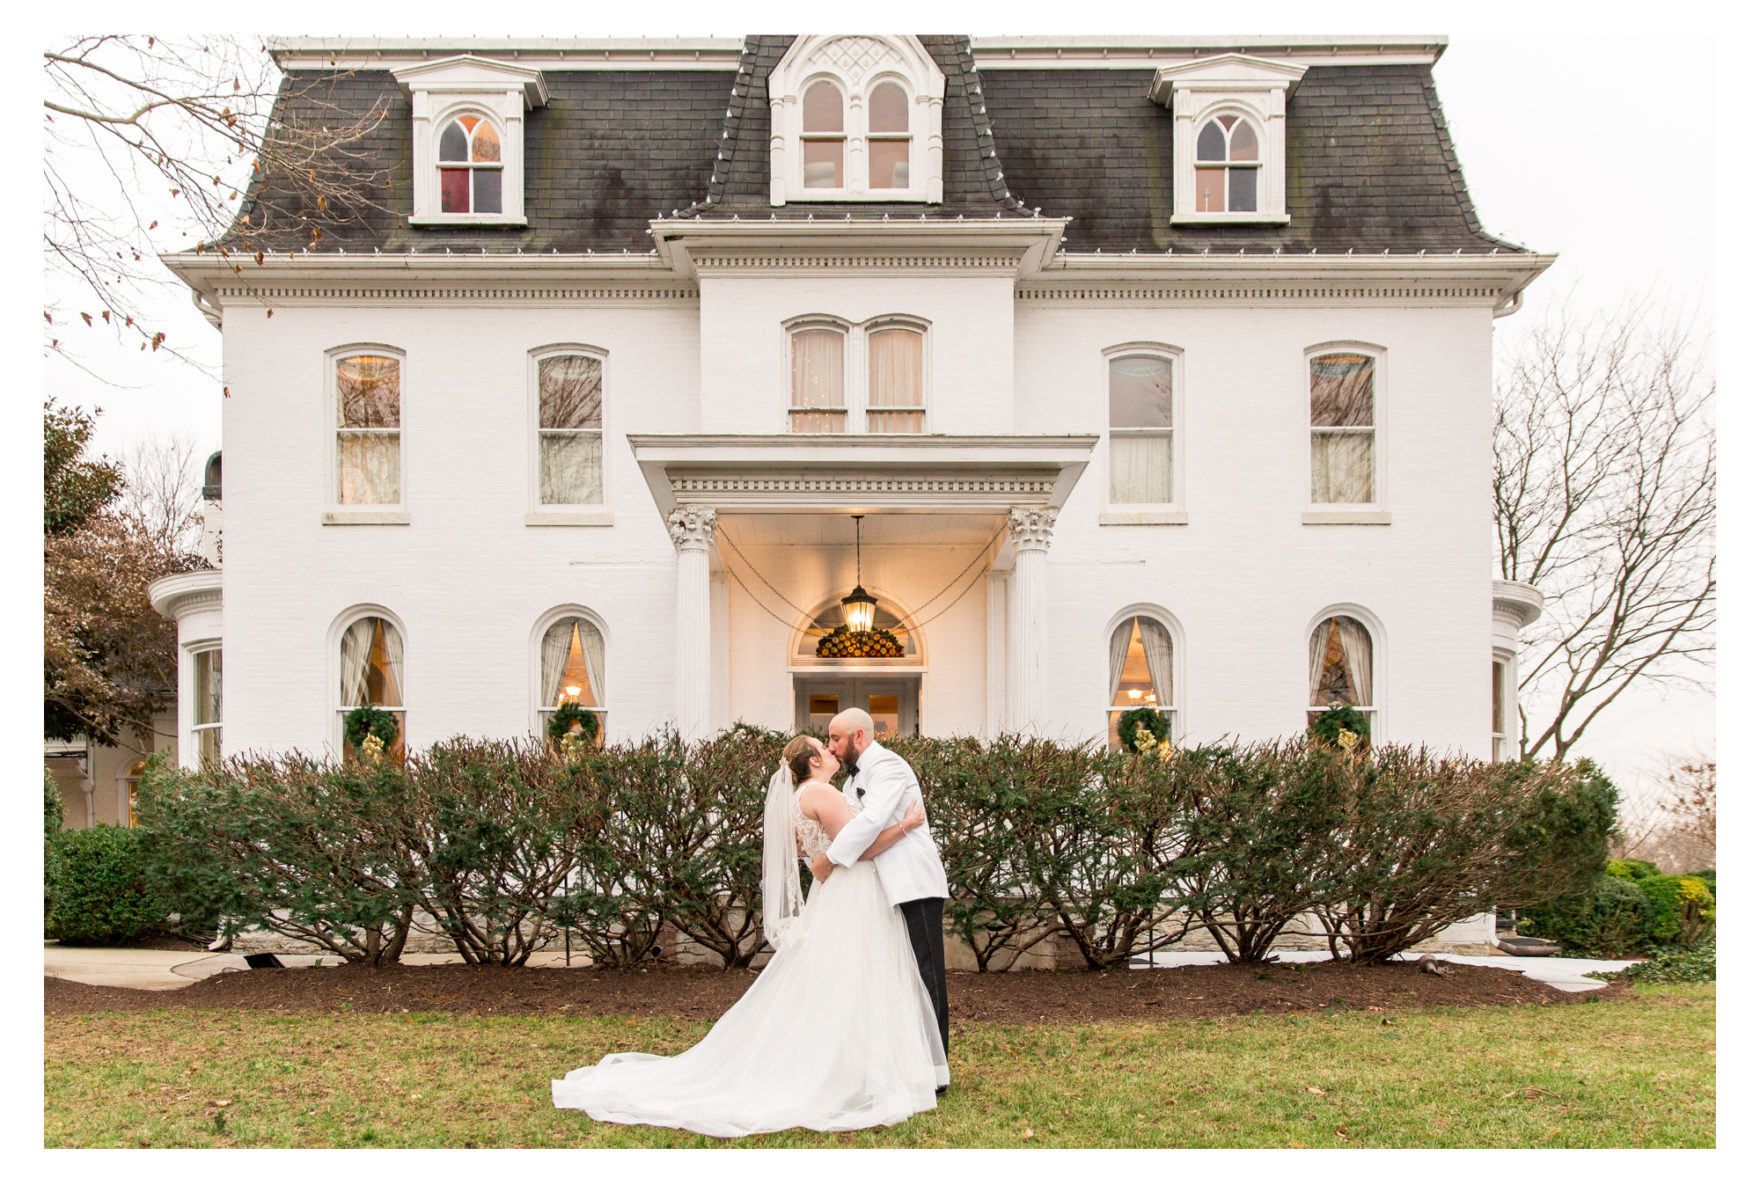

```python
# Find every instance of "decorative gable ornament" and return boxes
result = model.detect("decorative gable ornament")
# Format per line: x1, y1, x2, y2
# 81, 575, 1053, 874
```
767, 34, 947, 206
392, 55, 549, 227
1148, 54, 1306, 225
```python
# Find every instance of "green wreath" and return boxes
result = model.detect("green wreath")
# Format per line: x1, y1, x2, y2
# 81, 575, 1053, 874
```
547, 701, 601, 744
1116, 706, 1172, 752
344, 703, 399, 749
1309, 703, 1371, 747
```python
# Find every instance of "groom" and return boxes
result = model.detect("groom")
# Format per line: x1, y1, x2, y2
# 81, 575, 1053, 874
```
811, 707, 951, 1087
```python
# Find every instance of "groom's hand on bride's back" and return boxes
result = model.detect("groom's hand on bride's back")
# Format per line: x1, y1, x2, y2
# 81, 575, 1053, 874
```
810, 852, 833, 883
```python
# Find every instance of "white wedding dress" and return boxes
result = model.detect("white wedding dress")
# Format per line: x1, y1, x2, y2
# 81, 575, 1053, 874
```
551, 790, 949, 1137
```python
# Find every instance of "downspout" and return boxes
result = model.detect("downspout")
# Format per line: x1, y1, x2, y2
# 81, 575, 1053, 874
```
1492, 286, 1524, 319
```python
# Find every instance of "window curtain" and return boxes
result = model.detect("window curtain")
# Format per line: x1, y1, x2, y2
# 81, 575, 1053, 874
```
1107, 619, 1134, 704
376, 620, 405, 707
1110, 434, 1172, 502
1308, 621, 1333, 707
1338, 617, 1372, 707
1137, 617, 1175, 710
340, 618, 376, 706
338, 434, 400, 504
868, 329, 922, 432
1310, 434, 1373, 503
540, 620, 575, 708
580, 621, 606, 710
791, 330, 844, 408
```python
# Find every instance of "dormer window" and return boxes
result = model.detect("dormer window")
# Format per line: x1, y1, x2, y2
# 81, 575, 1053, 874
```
1149, 54, 1304, 225
769, 35, 946, 205
392, 55, 547, 227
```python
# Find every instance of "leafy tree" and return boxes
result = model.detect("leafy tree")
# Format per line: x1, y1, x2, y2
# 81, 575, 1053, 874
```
44, 401, 203, 744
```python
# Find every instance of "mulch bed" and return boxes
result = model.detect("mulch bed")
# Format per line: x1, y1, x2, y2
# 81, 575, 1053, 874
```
44, 957, 1627, 1023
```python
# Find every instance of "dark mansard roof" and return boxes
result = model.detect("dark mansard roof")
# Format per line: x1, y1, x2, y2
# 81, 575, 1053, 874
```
219, 36, 1521, 257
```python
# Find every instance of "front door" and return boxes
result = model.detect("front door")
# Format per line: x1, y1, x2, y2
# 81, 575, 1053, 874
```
794, 676, 919, 740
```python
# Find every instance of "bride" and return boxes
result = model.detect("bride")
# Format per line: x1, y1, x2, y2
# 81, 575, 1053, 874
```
551, 733, 949, 1136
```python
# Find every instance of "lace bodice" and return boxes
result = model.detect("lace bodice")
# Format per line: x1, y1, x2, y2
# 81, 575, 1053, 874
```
793, 786, 858, 860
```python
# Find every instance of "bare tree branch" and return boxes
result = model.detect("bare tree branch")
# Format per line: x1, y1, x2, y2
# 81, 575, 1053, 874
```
1494, 298, 1716, 761
43, 34, 392, 367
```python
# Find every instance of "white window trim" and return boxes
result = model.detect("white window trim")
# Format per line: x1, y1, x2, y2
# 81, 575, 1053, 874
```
189, 643, 222, 766
325, 343, 409, 524
1304, 603, 1385, 742
392, 55, 546, 227
1100, 342, 1185, 523
1101, 604, 1185, 748
1148, 54, 1304, 225
782, 314, 932, 434
768, 35, 946, 205
1491, 653, 1515, 763
329, 605, 409, 759
1302, 340, 1389, 523
178, 638, 222, 772
531, 605, 611, 741
527, 343, 611, 525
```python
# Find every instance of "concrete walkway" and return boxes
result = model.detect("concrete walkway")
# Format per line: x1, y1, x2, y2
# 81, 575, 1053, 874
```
1133, 948, 1641, 992
48, 942, 1642, 994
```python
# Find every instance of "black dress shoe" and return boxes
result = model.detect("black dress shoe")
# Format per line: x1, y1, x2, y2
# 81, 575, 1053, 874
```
935, 1085, 948, 1096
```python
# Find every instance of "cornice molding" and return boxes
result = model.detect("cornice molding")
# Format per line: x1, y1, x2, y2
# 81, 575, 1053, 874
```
970, 35, 1446, 69
270, 37, 745, 71
148, 569, 223, 620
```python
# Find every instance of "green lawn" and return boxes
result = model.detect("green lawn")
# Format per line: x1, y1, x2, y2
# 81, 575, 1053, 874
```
45, 984, 1714, 1148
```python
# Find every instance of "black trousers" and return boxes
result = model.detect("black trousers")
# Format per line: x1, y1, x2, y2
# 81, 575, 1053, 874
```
897, 896, 949, 1059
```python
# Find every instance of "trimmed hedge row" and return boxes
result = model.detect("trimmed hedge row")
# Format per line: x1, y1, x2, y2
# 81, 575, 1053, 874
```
135, 731, 1615, 969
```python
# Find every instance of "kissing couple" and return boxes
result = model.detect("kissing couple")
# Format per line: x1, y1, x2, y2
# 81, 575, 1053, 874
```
552, 708, 952, 1137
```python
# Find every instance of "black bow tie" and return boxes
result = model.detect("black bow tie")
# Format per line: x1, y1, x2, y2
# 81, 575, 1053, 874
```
846, 762, 859, 776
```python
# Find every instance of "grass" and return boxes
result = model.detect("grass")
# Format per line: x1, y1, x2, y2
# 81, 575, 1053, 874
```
44, 983, 1714, 1148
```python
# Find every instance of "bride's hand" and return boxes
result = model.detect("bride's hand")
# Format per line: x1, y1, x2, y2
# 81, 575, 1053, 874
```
899, 801, 926, 832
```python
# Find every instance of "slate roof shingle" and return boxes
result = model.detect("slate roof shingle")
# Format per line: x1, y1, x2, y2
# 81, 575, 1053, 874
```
220, 39, 1521, 256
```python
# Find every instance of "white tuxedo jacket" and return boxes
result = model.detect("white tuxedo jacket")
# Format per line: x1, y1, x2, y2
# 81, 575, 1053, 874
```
824, 740, 950, 907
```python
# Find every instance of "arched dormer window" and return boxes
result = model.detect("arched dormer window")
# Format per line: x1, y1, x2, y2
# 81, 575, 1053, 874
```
1194, 113, 1259, 213
438, 114, 502, 214
768, 35, 946, 205
392, 55, 546, 226
1149, 53, 1303, 225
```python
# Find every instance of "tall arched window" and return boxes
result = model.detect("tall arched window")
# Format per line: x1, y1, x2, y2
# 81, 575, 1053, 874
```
339, 615, 405, 761
1309, 351, 1376, 504
1195, 113, 1259, 213
1308, 614, 1375, 733
867, 81, 911, 190
538, 615, 607, 742
1108, 353, 1175, 504
535, 350, 604, 505
1106, 614, 1178, 750
438, 113, 502, 214
334, 351, 401, 506
801, 81, 845, 189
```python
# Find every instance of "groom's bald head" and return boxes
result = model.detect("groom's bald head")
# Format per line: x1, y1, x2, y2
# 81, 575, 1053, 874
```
827, 708, 875, 767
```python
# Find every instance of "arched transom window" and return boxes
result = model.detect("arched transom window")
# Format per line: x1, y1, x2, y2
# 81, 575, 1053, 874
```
439, 114, 502, 214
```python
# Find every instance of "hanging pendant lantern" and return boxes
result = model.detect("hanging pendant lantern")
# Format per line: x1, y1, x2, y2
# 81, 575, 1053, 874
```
840, 515, 878, 632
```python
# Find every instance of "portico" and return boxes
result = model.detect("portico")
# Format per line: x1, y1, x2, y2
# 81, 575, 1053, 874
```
629, 434, 1095, 739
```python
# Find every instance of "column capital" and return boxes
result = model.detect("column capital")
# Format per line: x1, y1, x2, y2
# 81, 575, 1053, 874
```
1007, 506, 1058, 554
667, 506, 719, 553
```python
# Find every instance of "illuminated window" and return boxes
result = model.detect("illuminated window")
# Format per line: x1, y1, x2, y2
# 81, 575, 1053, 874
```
1307, 615, 1376, 735
538, 616, 606, 743
1105, 615, 1178, 750
339, 615, 405, 761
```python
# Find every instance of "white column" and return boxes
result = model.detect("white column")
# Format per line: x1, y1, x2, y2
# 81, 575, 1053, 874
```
668, 506, 718, 740
1005, 507, 1056, 732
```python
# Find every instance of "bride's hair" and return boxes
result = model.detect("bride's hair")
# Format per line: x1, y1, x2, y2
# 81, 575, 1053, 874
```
782, 734, 818, 786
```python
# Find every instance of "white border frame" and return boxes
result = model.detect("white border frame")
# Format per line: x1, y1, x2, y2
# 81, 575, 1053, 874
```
323, 342, 410, 525
530, 604, 611, 741
1302, 340, 1391, 525
1303, 602, 1386, 742
1099, 341, 1186, 525
526, 342, 612, 525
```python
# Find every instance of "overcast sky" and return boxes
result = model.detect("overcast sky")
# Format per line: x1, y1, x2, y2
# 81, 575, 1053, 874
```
29, 8, 1721, 801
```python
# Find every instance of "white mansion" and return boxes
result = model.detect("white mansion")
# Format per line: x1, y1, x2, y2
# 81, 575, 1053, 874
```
139, 33, 1551, 785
